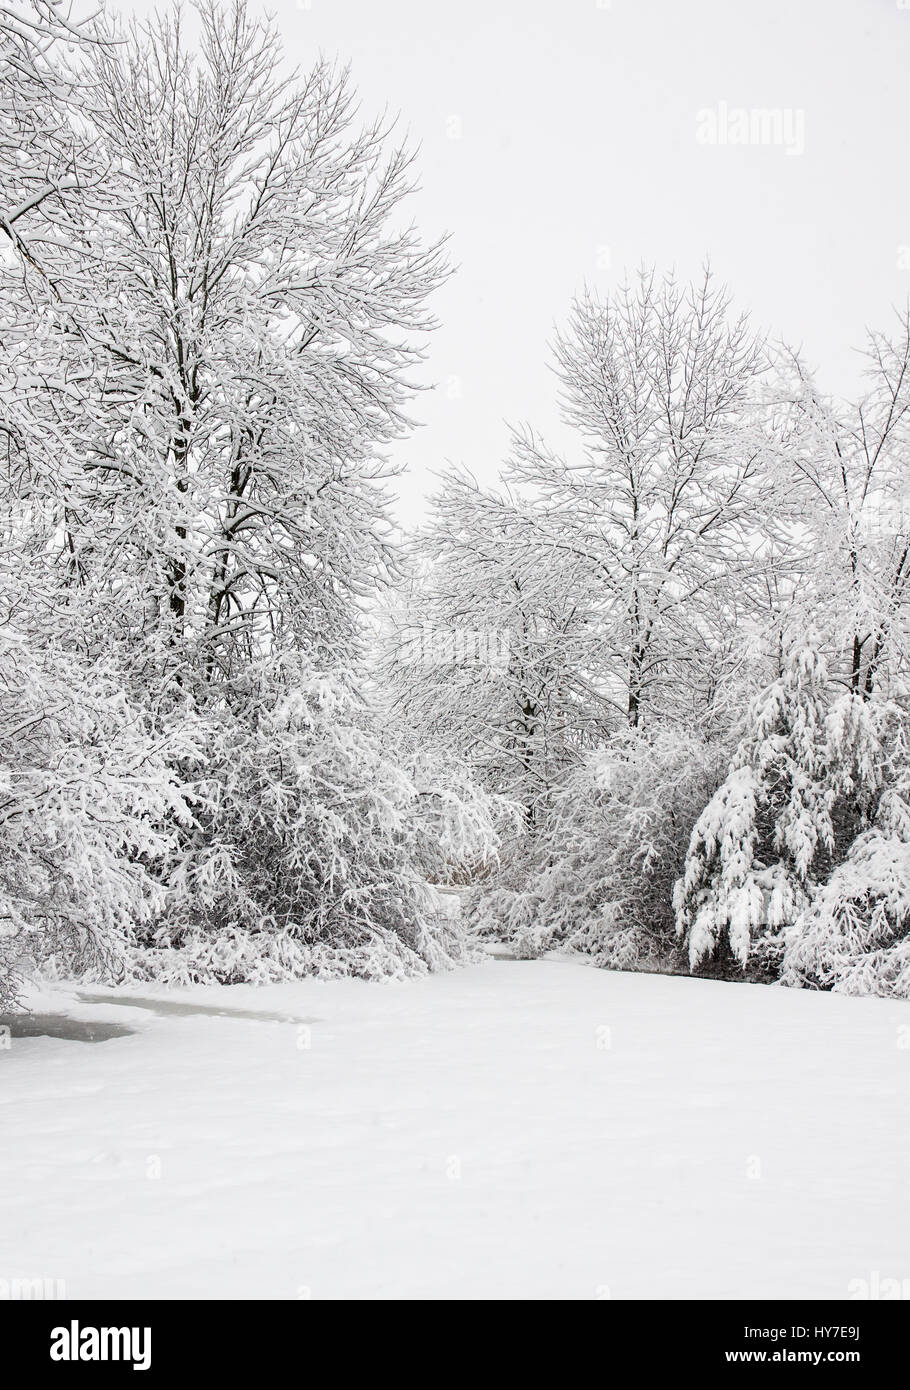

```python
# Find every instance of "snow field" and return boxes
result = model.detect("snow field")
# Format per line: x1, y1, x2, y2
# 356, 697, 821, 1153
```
2, 959, 909, 1299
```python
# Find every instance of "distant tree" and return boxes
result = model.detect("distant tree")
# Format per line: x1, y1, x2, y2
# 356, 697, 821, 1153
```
777, 315, 910, 698
385, 471, 607, 826
472, 725, 722, 968
504, 267, 781, 729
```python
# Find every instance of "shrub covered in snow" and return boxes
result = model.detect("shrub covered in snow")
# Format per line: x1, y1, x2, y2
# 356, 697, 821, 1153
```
123, 664, 504, 986
0, 629, 193, 1009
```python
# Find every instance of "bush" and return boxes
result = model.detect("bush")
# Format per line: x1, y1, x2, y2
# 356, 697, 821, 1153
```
0, 627, 192, 1009
128, 665, 504, 985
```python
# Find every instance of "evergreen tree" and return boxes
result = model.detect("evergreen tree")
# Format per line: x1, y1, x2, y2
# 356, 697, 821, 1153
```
674, 646, 836, 971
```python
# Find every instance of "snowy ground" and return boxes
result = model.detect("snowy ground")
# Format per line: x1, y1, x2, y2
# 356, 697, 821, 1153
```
2, 957, 909, 1299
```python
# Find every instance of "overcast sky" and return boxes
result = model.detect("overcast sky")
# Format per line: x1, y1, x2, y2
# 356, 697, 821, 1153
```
127, 0, 910, 524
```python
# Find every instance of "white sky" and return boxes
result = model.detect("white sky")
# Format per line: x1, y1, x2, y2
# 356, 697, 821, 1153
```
122, 0, 910, 524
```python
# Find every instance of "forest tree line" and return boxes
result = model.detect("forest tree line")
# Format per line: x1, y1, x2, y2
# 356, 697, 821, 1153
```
3, 0, 910, 1006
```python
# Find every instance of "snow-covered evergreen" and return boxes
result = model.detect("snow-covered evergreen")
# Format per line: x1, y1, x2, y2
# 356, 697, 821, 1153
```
781, 714, 910, 998
674, 646, 835, 971
674, 644, 909, 985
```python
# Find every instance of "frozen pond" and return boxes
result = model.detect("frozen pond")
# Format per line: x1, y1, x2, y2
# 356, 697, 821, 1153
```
0, 1013, 135, 1043
76, 991, 320, 1024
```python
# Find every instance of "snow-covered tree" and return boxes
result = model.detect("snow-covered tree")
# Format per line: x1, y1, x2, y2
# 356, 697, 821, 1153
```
0, 0, 110, 558
0, 0, 495, 992
500, 267, 783, 730
12, 0, 446, 689
674, 646, 834, 971
674, 645, 894, 974
781, 713, 910, 997
775, 318, 910, 698
0, 1, 104, 238
385, 471, 608, 827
